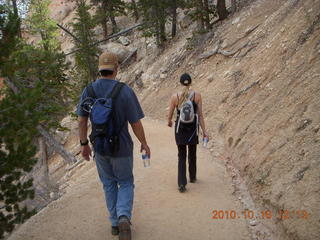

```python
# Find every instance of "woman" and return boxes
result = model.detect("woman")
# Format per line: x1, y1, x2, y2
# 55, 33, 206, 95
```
167, 73, 208, 193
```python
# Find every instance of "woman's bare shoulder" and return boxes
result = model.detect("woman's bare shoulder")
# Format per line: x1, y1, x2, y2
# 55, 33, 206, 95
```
193, 91, 202, 102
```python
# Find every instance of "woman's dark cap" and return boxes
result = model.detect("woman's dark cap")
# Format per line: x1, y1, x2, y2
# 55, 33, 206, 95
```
180, 73, 192, 86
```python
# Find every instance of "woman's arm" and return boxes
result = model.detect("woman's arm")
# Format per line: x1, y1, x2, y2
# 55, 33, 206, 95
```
196, 93, 208, 138
167, 94, 177, 127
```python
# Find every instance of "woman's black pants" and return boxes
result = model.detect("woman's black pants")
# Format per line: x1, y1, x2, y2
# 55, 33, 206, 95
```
177, 144, 197, 187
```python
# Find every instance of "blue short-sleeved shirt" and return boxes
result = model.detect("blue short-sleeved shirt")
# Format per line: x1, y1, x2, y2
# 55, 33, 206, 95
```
76, 78, 144, 157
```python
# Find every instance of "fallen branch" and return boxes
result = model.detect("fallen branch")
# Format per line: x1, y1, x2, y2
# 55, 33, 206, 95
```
233, 80, 260, 99
236, 43, 258, 58
199, 40, 254, 59
226, 24, 260, 48
65, 23, 144, 56
199, 45, 219, 59
37, 125, 77, 164
121, 48, 138, 66
57, 23, 81, 44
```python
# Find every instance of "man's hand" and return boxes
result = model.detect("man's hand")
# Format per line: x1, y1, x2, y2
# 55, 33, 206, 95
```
81, 144, 92, 161
167, 120, 173, 127
140, 143, 151, 159
131, 120, 151, 158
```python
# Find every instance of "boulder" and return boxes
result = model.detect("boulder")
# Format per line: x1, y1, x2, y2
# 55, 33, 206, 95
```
51, 5, 73, 22
118, 36, 131, 46
100, 42, 130, 63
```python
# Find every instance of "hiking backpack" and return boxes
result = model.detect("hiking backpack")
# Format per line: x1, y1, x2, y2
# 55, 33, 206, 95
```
81, 82, 125, 156
176, 91, 198, 134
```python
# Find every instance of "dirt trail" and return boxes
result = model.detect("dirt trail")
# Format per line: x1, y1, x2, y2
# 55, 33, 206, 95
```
8, 119, 250, 240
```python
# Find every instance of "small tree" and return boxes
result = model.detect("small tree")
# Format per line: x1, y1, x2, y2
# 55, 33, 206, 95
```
137, 0, 169, 47
128, 0, 139, 22
92, 0, 126, 35
19, 0, 70, 121
185, 0, 215, 32
1, 0, 73, 236
0, 84, 41, 239
92, 0, 109, 38
71, 0, 99, 93
0, 2, 37, 238
168, 0, 187, 38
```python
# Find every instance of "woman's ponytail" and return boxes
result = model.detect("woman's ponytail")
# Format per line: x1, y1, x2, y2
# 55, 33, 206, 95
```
178, 85, 191, 108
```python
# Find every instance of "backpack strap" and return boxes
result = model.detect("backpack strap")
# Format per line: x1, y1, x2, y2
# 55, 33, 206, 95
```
187, 91, 195, 101
109, 82, 125, 99
176, 93, 180, 112
110, 82, 126, 136
87, 83, 97, 99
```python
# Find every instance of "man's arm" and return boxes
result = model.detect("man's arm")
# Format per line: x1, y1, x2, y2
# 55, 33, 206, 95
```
79, 116, 92, 161
130, 120, 151, 158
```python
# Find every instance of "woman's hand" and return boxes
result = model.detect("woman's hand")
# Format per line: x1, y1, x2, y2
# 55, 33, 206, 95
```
203, 131, 209, 140
168, 119, 173, 127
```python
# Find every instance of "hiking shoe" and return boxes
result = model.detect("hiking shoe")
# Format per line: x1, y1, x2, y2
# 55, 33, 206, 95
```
179, 185, 186, 193
118, 216, 131, 240
111, 226, 119, 236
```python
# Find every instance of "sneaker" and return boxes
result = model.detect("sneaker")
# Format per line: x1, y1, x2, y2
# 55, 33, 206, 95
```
118, 215, 131, 240
111, 226, 119, 236
190, 178, 197, 183
179, 185, 186, 193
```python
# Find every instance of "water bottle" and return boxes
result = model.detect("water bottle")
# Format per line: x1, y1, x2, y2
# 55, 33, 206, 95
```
203, 136, 209, 148
142, 150, 150, 168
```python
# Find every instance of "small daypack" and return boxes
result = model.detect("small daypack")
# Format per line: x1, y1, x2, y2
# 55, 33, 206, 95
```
176, 91, 198, 134
82, 82, 125, 156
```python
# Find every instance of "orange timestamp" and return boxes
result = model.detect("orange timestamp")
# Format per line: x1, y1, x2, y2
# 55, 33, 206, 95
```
211, 209, 309, 220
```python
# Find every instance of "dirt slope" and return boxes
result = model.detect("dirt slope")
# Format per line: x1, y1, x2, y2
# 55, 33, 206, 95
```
134, 0, 320, 239
8, 120, 250, 240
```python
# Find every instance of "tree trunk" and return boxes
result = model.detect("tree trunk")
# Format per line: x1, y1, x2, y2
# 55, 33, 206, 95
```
11, 0, 21, 37
101, 1, 108, 38
217, 0, 228, 20
102, 19, 108, 38
231, 0, 237, 14
158, 5, 166, 47
108, 4, 118, 34
131, 0, 139, 22
160, 20, 166, 45
38, 137, 49, 182
11, 0, 18, 16
203, 0, 211, 29
171, 0, 177, 38
196, 0, 205, 31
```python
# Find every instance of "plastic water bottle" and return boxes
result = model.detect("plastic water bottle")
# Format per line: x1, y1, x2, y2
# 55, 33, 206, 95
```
203, 136, 209, 148
142, 150, 150, 168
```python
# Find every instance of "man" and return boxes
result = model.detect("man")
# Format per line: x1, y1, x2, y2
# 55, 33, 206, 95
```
77, 52, 151, 240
